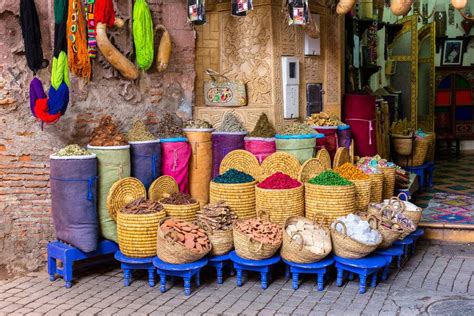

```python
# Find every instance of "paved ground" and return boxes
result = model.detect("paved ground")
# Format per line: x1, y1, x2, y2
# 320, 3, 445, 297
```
0, 240, 473, 316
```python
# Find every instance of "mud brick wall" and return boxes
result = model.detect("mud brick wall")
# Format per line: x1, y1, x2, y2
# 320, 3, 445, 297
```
0, 0, 195, 274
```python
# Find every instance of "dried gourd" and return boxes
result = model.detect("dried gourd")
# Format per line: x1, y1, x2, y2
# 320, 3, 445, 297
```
302, 13, 320, 39
336, 0, 356, 15
155, 24, 172, 73
390, 0, 414, 16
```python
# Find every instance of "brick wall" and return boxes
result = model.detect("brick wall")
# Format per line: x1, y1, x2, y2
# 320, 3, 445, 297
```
0, 0, 195, 274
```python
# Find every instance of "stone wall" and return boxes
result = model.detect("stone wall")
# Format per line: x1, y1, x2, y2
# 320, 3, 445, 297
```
0, 0, 195, 274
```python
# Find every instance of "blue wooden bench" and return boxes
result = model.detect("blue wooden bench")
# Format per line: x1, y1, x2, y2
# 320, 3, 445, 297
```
114, 251, 155, 287
393, 235, 415, 258
207, 253, 233, 284
229, 251, 281, 289
283, 255, 334, 291
47, 240, 118, 288
374, 246, 404, 281
334, 255, 387, 294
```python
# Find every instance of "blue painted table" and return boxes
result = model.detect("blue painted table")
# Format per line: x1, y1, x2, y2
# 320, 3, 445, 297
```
114, 251, 155, 287
208, 253, 233, 284
283, 256, 335, 291
152, 257, 208, 296
334, 255, 387, 294
229, 251, 281, 289
393, 235, 415, 258
374, 246, 404, 281
48, 240, 118, 288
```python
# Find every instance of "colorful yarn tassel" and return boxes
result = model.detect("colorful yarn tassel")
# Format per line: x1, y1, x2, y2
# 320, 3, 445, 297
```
133, 0, 154, 71
95, 0, 115, 26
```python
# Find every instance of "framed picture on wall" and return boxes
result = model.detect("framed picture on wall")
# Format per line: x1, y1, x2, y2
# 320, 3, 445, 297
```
442, 39, 464, 66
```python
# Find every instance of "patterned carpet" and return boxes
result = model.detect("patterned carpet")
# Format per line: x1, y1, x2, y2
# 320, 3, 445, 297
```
415, 154, 474, 226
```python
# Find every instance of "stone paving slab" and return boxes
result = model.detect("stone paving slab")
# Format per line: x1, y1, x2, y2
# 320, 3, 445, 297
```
0, 241, 473, 316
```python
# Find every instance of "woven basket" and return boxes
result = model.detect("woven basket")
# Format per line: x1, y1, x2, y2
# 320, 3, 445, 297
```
149, 175, 179, 201
261, 152, 301, 180
396, 193, 422, 227
106, 177, 147, 221
333, 147, 350, 169
305, 183, 356, 227
369, 173, 383, 203
219, 149, 262, 182
198, 221, 233, 256
351, 178, 371, 212
209, 181, 257, 219
366, 211, 402, 249
117, 210, 165, 257
280, 216, 331, 263
159, 200, 200, 222
391, 134, 413, 156
156, 218, 210, 264
396, 138, 429, 167
330, 220, 382, 259
381, 167, 396, 200
424, 132, 435, 162
298, 158, 325, 183
256, 184, 304, 225
315, 148, 331, 170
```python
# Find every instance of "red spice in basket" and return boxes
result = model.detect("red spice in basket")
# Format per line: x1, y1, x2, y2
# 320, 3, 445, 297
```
258, 172, 301, 189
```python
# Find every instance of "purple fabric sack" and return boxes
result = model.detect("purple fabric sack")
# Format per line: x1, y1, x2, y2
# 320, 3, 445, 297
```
129, 140, 161, 190
338, 125, 352, 150
50, 155, 98, 252
211, 132, 247, 178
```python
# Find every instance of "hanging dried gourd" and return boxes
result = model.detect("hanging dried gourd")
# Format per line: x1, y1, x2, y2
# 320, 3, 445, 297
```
187, 0, 206, 25
451, 0, 468, 10
155, 24, 172, 73
336, 0, 356, 15
302, 11, 320, 39
390, 0, 414, 16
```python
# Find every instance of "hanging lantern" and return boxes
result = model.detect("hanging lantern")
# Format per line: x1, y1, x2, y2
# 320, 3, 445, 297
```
451, 0, 468, 10
391, 0, 414, 16
336, 0, 356, 15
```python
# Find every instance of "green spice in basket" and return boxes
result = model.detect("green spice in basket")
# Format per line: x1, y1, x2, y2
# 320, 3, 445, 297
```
54, 144, 91, 156
127, 120, 155, 142
308, 170, 352, 186
213, 168, 255, 184
280, 122, 317, 135
248, 113, 276, 138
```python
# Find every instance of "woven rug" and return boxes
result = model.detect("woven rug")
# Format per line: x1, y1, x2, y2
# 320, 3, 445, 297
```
421, 192, 474, 225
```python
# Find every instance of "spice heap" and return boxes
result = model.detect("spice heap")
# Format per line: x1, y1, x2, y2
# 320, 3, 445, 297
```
121, 198, 164, 215
160, 192, 197, 205
213, 169, 255, 184
54, 144, 91, 156
280, 122, 317, 135
248, 113, 276, 138
308, 170, 353, 186
334, 163, 369, 180
235, 218, 282, 245
160, 219, 211, 252
216, 111, 247, 132
127, 120, 155, 142
89, 116, 128, 146
155, 113, 184, 138
258, 172, 301, 190
286, 220, 330, 254
357, 155, 396, 171
305, 112, 345, 127
196, 201, 237, 231
332, 214, 381, 245
184, 119, 213, 129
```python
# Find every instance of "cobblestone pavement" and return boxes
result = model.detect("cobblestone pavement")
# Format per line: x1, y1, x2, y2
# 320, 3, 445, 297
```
0, 240, 473, 316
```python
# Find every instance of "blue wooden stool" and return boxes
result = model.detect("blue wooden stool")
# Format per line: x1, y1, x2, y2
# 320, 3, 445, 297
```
229, 251, 281, 289
48, 240, 118, 288
114, 251, 155, 287
334, 255, 386, 294
208, 253, 233, 284
283, 256, 334, 291
403, 164, 427, 190
393, 235, 415, 258
425, 162, 435, 188
152, 257, 208, 296
374, 246, 404, 281
408, 228, 425, 254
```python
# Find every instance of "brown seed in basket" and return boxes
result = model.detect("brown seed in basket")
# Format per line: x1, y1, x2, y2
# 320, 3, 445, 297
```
184, 238, 195, 249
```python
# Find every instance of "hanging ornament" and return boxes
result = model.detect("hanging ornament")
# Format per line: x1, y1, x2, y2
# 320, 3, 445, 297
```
85, 0, 97, 58
451, 0, 468, 10
336, 0, 356, 15
231, 0, 253, 17
287, 0, 309, 25
434, 3, 447, 37
449, 4, 455, 25
390, 0, 414, 16
461, 6, 473, 34
187, 0, 206, 25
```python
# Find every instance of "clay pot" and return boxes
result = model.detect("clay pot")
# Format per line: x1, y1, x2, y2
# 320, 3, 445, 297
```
462, 18, 473, 35
390, 0, 414, 16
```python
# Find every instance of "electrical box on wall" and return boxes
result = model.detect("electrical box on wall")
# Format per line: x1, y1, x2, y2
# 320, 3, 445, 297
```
282, 56, 300, 119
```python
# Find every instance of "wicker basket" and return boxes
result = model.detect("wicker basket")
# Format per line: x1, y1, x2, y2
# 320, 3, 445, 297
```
199, 221, 233, 256
261, 152, 301, 180
351, 178, 371, 212
256, 184, 304, 225
209, 181, 257, 219
149, 175, 179, 201
333, 147, 350, 169
396, 138, 429, 167
160, 200, 200, 222
305, 183, 356, 227
156, 218, 210, 264
233, 220, 282, 260
369, 173, 384, 203
106, 177, 147, 221
380, 167, 396, 200
424, 132, 435, 162
391, 134, 413, 156
298, 158, 325, 183
315, 148, 331, 170
280, 216, 331, 263
396, 193, 422, 227
366, 212, 401, 249
330, 220, 382, 259
219, 149, 262, 182
117, 210, 165, 257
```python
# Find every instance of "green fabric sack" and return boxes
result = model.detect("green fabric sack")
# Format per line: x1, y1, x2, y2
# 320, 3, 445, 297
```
275, 138, 316, 164
87, 145, 131, 242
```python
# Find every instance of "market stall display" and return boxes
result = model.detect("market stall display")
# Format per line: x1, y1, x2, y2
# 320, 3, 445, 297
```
219, 150, 262, 182
333, 147, 350, 168
298, 158, 325, 183
245, 113, 276, 163
276, 123, 321, 164
106, 177, 147, 221
161, 138, 191, 193
261, 151, 301, 180
334, 163, 371, 212
315, 148, 331, 170
160, 192, 199, 222
148, 175, 179, 201
364, 209, 403, 249
357, 156, 397, 200
306, 112, 346, 159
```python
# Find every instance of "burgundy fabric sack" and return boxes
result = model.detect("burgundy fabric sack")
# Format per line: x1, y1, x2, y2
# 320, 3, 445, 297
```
50, 154, 98, 252
130, 140, 161, 190
211, 132, 247, 178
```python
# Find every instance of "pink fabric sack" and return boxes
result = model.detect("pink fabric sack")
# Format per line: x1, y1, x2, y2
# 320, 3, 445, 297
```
161, 138, 192, 193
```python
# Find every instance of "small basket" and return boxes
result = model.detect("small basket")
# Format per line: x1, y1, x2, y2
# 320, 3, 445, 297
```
305, 182, 356, 227
159, 200, 200, 222
397, 193, 422, 227
380, 167, 396, 200
117, 210, 166, 257
298, 158, 325, 183
106, 177, 147, 221
219, 149, 262, 182
366, 209, 402, 249
198, 221, 233, 256
156, 217, 211, 264
333, 147, 350, 169
330, 220, 382, 259
396, 138, 429, 167
256, 183, 304, 225
209, 181, 257, 219
280, 216, 331, 263
391, 133, 413, 156
315, 148, 331, 170
261, 152, 301, 180
351, 178, 372, 212
369, 173, 384, 203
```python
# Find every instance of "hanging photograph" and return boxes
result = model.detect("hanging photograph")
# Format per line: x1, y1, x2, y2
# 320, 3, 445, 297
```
287, 0, 309, 25
441, 39, 464, 66
188, 0, 206, 25
231, 0, 253, 16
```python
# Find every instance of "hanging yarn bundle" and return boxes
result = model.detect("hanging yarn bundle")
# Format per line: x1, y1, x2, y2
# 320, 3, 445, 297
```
133, 0, 154, 71
85, 0, 97, 58
67, 0, 92, 80
19, 0, 47, 73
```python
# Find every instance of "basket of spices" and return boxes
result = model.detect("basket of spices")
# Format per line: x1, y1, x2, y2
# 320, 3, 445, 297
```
156, 218, 211, 264
244, 113, 277, 163
261, 152, 301, 180
275, 123, 324, 164
117, 197, 166, 257
219, 150, 262, 182
256, 172, 304, 225
209, 169, 257, 220
356, 159, 384, 203
330, 214, 382, 259
233, 212, 283, 260
281, 216, 331, 263
196, 201, 237, 256
334, 163, 371, 212
358, 156, 397, 200
306, 112, 345, 159
305, 170, 356, 227
159, 192, 200, 222
368, 200, 416, 239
